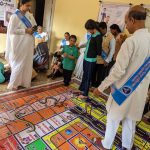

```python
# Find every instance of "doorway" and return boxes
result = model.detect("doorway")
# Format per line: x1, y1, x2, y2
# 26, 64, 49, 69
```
35, 0, 45, 26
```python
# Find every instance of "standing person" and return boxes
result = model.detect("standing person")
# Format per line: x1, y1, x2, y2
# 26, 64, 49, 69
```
78, 19, 102, 98
62, 35, 78, 86
94, 5, 150, 150
74, 32, 91, 79
5, 0, 37, 90
92, 22, 115, 87
110, 24, 127, 64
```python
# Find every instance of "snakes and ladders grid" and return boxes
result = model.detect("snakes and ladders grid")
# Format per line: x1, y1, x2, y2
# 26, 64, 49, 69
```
0, 79, 149, 150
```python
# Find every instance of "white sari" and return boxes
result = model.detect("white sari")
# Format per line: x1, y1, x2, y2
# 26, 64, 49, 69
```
5, 11, 36, 89
74, 33, 89, 79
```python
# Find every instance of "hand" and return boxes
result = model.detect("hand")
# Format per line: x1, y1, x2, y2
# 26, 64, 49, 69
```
104, 60, 109, 66
76, 43, 79, 47
25, 28, 33, 35
63, 53, 68, 57
77, 46, 80, 50
93, 88, 105, 97
120, 34, 127, 43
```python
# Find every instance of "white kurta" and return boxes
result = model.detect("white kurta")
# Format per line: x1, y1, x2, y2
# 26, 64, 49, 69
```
98, 28, 150, 121
5, 11, 36, 89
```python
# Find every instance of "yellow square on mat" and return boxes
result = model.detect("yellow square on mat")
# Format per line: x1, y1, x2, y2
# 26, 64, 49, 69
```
134, 135, 147, 149
137, 121, 150, 133
69, 118, 89, 128
91, 109, 104, 120
144, 142, 150, 149
99, 116, 107, 125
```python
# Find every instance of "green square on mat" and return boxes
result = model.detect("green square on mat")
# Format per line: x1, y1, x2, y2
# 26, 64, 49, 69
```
25, 139, 48, 150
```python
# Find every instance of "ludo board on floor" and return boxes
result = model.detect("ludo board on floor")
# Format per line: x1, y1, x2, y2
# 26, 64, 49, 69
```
0, 79, 149, 150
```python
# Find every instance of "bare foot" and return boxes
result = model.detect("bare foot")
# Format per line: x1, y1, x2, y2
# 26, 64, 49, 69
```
78, 95, 88, 99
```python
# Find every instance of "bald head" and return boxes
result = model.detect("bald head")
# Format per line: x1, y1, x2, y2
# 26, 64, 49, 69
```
127, 5, 147, 20
125, 5, 147, 34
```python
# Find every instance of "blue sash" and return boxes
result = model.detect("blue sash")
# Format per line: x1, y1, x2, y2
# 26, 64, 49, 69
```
33, 32, 42, 38
15, 10, 32, 28
87, 33, 91, 40
101, 50, 107, 60
111, 56, 150, 105
62, 39, 66, 46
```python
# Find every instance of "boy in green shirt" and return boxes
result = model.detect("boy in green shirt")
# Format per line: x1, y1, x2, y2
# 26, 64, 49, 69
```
62, 35, 78, 86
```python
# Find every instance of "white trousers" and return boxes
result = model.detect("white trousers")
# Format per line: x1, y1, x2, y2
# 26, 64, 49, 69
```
102, 118, 136, 149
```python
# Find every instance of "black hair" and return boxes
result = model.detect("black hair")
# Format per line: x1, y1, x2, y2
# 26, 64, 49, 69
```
18, 0, 31, 8
85, 19, 97, 30
69, 35, 77, 42
128, 10, 147, 20
21, 0, 31, 4
99, 22, 107, 30
110, 24, 121, 33
64, 32, 70, 36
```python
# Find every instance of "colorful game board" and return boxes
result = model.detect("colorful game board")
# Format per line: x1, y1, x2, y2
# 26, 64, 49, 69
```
0, 79, 149, 150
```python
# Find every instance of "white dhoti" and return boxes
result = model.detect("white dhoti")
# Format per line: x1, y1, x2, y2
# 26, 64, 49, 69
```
97, 29, 150, 150
102, 118, 136, 149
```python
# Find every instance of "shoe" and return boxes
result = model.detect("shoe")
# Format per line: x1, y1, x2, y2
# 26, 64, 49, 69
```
47, 73, 53, 78
51, 75, 56, 80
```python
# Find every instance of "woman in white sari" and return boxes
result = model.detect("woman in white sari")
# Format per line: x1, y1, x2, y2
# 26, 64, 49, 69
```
74, 33, 91, 79
5, 0, 36, 90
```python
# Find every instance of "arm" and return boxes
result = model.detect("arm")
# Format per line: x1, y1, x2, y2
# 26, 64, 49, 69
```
105, 38, 116, 63
79, 43, 87, 48
96, 35, 102, 56
8, 15, 25, 35
67, 47, 78, 60
98, 38, 134, 92
67, 55, 76, 60
44, 32, 49, 42
9, 15, 33, 35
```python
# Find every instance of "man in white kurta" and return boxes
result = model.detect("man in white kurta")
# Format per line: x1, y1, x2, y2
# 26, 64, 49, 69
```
94, 5, 150, 150
5, 8, 36, 90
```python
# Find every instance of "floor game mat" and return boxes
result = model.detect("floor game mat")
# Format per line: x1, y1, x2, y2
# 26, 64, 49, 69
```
0, 79, 149, 150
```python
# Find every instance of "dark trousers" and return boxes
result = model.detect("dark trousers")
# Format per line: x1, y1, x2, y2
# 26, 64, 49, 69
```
79, 60, 96, 96
92, 64, 107, 87
63, 69, 73, 85
92, 60, 116, 87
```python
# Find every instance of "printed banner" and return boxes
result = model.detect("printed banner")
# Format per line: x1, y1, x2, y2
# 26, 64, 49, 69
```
98, 3, 130, 31
4, 5, 15, 26
0, 0, 17, 20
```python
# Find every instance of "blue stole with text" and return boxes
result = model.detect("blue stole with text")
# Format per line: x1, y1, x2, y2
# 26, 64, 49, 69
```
15, 10, 32, 28
111, 56, 150, 105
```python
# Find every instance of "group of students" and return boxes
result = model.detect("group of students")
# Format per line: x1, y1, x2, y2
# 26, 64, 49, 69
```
4, 0, 150, 149
58, 20, 127, 97
53, 7, 150, 150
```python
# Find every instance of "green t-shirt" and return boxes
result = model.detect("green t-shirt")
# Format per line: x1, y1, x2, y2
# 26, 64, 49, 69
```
62, 45, 78, 71
84, 32, 100, 62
